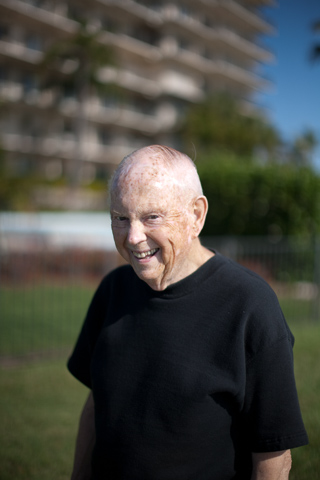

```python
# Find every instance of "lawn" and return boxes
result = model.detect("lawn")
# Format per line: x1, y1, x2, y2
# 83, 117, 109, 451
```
287, 321, 320, 480
1, 284, 95, 357
0, 321, 319, 479
0, 360, 89, 480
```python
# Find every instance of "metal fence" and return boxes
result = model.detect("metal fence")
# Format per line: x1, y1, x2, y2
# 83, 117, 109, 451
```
1, 221, 319, 362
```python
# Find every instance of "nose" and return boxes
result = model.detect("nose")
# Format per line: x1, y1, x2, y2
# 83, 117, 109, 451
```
126, 220, 147, 246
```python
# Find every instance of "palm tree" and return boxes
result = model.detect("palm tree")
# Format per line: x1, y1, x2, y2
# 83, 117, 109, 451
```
180, 92, 281, 160
41, 23, 115, 185
310, 20, 320, 62
292, 129, 318, 166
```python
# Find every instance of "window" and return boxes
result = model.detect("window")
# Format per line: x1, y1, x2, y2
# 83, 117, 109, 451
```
98, 128, 111, 145
25, 34, 43, 51
0, 23, 9, 40
21, 73, 38, 93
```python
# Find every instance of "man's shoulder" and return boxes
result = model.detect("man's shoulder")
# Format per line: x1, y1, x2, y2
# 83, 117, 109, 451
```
209, 253, 281, 316
101, 263, 135, 286
214, 252, 274, 292
109, 262, 133, 277
212, 253, 291, 344
89, 264, 141, 309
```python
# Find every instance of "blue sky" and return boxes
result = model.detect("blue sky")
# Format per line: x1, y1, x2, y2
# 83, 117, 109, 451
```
255, 0, 320, 168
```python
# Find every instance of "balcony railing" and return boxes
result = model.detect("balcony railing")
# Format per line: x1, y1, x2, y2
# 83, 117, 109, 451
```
0, 132, 149, 165
0, 0, 78, 33
220, 0, 276, 34
164, 46, 270, 90
0, 39, 42, 64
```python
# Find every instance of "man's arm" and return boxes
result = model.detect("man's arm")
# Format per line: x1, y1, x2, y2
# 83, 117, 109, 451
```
71, 391, 95, 480
251, 450, 292, 480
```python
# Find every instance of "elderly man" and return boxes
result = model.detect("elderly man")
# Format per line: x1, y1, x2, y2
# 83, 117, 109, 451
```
68, 145, 308, 480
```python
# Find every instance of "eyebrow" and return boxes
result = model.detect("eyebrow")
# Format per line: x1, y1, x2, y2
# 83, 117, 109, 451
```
111, 207, 167, 217
110, 209, 123, 215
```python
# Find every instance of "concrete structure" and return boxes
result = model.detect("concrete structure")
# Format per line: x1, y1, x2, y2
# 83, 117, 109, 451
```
0, 0, 275, 181
0, 211, 115, 250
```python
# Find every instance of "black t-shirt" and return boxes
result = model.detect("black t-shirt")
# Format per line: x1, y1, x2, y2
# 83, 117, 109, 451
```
68, 252, 308, 480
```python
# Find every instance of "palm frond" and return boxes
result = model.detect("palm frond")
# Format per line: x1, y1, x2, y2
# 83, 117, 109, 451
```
310, 45, 320, 62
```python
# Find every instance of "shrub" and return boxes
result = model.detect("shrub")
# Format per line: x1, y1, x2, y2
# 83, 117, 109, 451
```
198, 157, 320, 236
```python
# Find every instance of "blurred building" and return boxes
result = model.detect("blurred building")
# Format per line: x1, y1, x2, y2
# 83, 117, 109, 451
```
0, 0, 275, 182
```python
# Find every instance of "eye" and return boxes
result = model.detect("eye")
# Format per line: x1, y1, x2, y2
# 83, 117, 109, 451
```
111, 215, 128, 226
145, 214, 162, 223
144, 214, 162, 226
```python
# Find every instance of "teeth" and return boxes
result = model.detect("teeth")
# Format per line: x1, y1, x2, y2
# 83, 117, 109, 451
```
133, 248, 158, 259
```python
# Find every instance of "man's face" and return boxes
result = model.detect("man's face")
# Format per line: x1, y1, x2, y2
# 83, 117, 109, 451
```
110, 160, 196, 291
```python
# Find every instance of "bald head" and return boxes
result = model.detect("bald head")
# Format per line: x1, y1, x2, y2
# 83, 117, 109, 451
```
110, 145, 203, 203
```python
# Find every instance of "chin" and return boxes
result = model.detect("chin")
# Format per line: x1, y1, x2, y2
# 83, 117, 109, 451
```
137, 271, 157, 282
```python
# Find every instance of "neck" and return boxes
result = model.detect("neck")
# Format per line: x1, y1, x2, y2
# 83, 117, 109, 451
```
191, 239, 215, 268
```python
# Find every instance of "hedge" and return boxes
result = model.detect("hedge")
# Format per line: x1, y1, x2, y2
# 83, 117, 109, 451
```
197, 158, 320, 236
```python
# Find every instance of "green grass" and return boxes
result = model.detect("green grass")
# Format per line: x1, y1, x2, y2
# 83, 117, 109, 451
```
1, 284, 95, 356
0, 322, 319, 479
280, 298, 316, 322
287, 322, 320, 480
0, 360, 89, 480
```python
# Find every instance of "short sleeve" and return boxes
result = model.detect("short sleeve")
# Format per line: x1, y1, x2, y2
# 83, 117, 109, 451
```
243, 335, 308, 452
67, 276, 110, 388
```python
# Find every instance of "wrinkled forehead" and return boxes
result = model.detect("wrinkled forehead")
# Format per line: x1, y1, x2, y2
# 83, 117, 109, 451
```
113, 158, 181, 198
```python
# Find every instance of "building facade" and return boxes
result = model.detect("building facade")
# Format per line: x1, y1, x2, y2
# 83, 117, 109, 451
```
0, 0, 275, 182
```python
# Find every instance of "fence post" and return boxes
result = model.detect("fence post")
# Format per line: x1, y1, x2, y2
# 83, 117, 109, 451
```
312, 236, 320, 321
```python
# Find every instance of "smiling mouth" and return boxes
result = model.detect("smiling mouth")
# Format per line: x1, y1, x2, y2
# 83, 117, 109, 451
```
132, 248, 159, 259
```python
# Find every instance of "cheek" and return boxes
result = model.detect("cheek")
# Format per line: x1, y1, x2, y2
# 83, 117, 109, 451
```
112, 227, 126, 247
162, 220, 191, 251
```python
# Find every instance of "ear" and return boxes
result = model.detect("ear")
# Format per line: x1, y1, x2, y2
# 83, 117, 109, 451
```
191, 196, 208, 238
